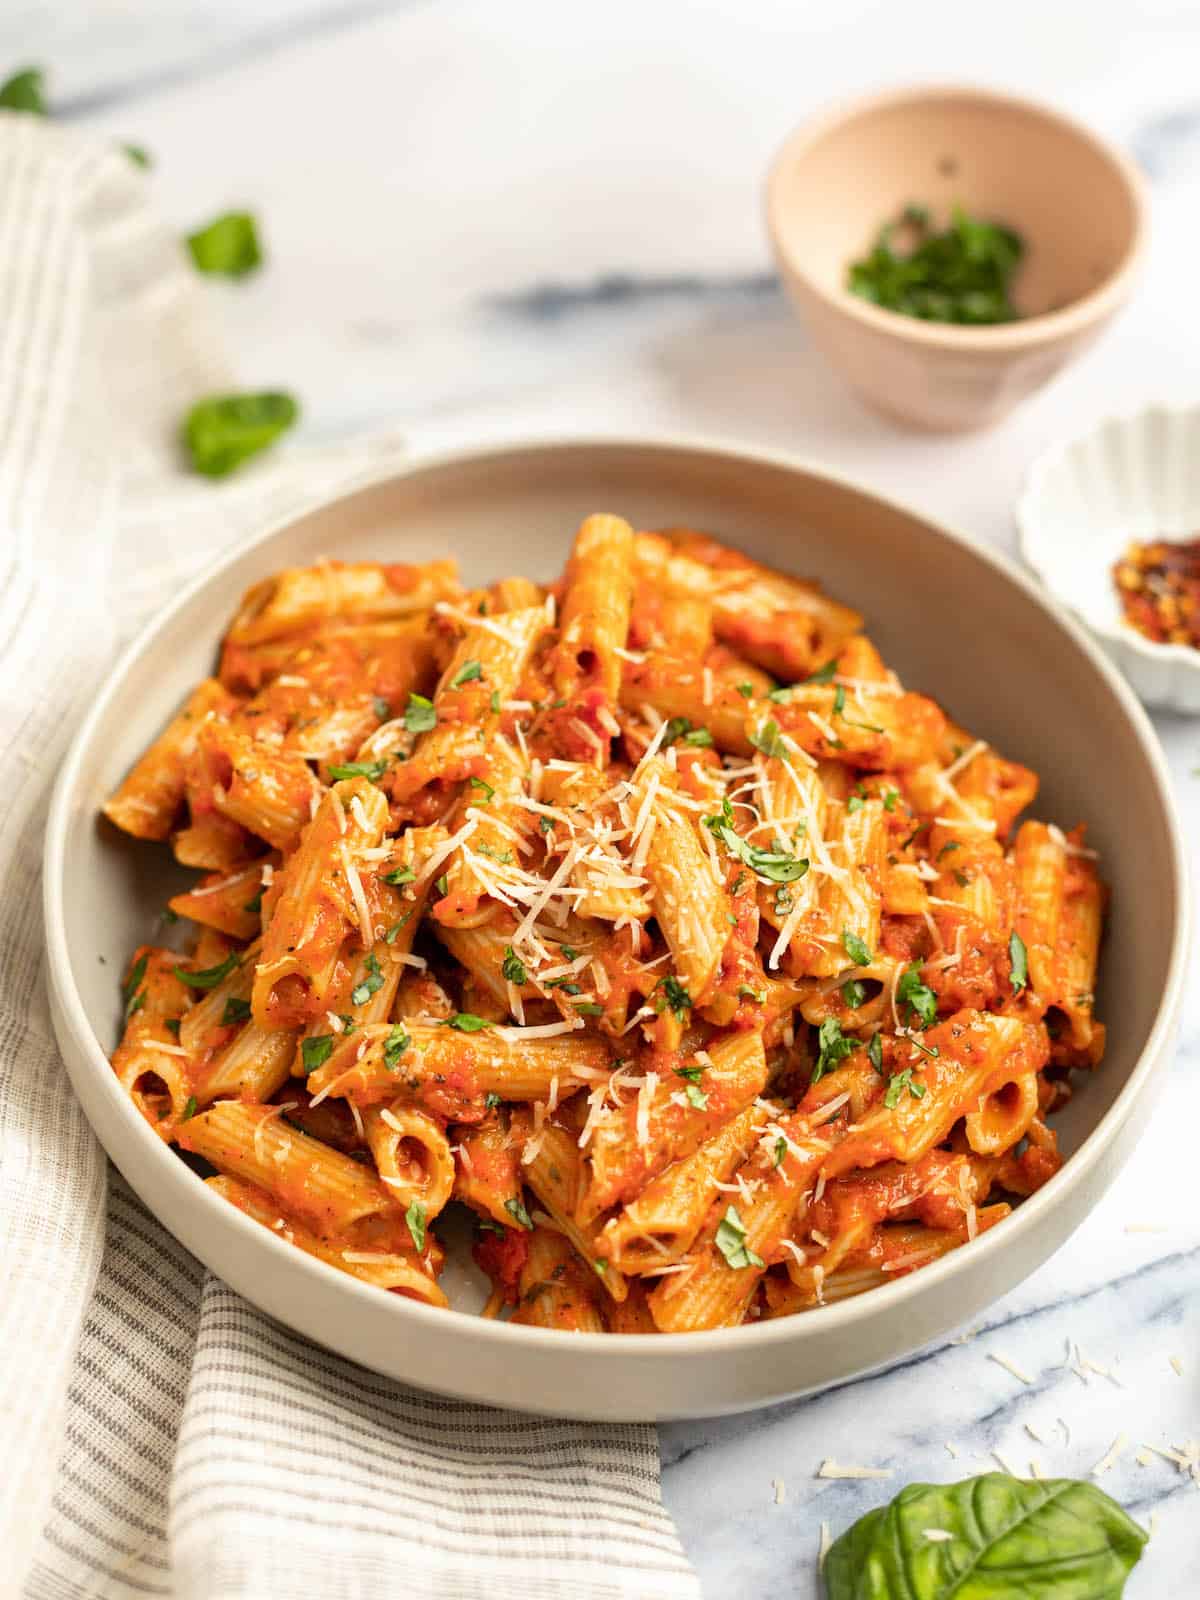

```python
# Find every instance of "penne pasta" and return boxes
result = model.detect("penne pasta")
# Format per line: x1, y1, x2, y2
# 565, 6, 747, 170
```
104, 516, 1109, 1331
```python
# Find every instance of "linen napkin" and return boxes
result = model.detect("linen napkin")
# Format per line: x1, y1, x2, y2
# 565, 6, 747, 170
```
0, 116, 700, 1600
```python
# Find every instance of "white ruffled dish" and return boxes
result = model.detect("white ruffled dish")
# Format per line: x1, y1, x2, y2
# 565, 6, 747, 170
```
1017, 404, 1200, 713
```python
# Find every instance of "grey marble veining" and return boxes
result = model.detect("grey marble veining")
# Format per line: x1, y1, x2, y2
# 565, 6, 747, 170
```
2, 0, 1197, 1592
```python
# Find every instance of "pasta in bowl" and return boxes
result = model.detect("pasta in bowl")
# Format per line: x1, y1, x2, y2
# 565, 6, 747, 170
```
46, 439, 1184, 1418
102, 512, 1108, 1336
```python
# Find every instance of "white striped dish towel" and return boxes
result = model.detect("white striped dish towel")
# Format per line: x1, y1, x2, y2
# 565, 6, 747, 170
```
0, 116, 700, 1600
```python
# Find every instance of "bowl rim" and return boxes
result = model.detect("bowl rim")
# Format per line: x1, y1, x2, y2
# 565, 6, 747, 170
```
43, 432, 1189, 1366
765, 80, 1149, 352
1017, 400, 1200, 678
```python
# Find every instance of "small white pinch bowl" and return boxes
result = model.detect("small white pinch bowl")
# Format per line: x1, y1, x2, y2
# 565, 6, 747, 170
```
45, 437, 1188, 1420
1018, 404, 1200, 713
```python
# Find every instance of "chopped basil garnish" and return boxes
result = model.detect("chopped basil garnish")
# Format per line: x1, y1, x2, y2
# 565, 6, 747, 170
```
715, 1205, 764, 1270
842, 929, 872, 967
383, 1025, 411, 1069
773, 1136, 788, 1168
182, 392, 298, 478
846, 795, 865, 814
884, 1067, 927, 1108
445, 1013, 491, 1032
714, 822, 808, 885
573, 1001, 604, 1016
867, 1031, 884, 1074
484, 1091, 502, 1110
736, 682, 755, 698
435, 874, 449, 897
882, 788, 900, 812
186, 211, 262, 278
383, 864, 415, 885
896, 962, 937, 1029
0, 67, 46, 114
174, 951, 239, 990
502, 946, 527, 985
812, 1016, 855, 1083
406, 1200, 427, 1252
450, 660, 483, 688
181, 1095, 198, 1122
301, 1035, 333, 1071
803, 658, 839, 684
164, 1018, 182, 1038
684, 1082, 709, 1110
842, 979, 867, 1010
748, 718, 788, 760
1009, 929, 1029, 993
404, 692, 437, 734
656, 974, 692, 1018
468, 776, 495, 802
221, 997, 252, 1026
351, 951, 383, 1006
123, 953, 149, 1013
504, 1196, 534, 1230
372, 696, 391, 720
684, 727, 714, 747
243, 889, 264, 914
490, 689, 501, 713
328, 759, 387, 782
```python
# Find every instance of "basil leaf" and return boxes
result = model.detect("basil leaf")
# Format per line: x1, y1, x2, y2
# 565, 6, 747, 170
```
505, 1196, 534, 1231
748, 719, 788, 760
122, 952, 149, 1007
221, 997, 252, 1026
383, 1025, 410, 1069
186, 211, 262, 278
714, 1205, 764, 1270
884, 1066, 927, 1107
182, 391, 298, 478
181, 1095, 198, 1122
655, 974, 691, 1018
404, 692, 437, 734
736, 682, 755, 699
824, 1473, 1147, 1600
882, 788, 900, 812
684, 1082, 708, 1110
841, 979, 867, 1010
867, 1031, 884, 1074
846, 795, 865, 814
451, 660, 482, 688
896, 961, 937, 1029
445, 1013, 491, 1032
812, 1016, 855, 1084
383, 864, 415, 885
405, 1200, 427, 1253
468, 776, 495, 802
842, 929, 872, 967
502, 946, 527, 985
573, 1001, 604, 1016
716, 824, 808, 885
174, 951, 239, 989
803, 658, 839, 684
301, 1035, 333, 1071
683, 726, 714, 748
1009, 929, 1028, 993
0, 68, 46, 114
675, 1064, 704, 1084
328, 759, 387, 782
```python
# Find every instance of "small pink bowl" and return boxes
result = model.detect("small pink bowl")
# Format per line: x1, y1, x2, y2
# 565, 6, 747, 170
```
766, 84, 1148, 431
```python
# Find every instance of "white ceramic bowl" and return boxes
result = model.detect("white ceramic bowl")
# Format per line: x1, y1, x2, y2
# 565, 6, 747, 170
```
1018, 405, 1200, 712
44, 438, 1188, 1421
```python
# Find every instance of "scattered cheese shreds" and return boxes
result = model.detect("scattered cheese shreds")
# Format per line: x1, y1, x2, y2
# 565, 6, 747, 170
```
1170, 1354, 1184, 1378
1092, 1434, 1128, 1479
773, 1478, 785, 1505
817, 1460, 893, 1481
988, 1352, 1034, 1385
817, 1522, 832, 1574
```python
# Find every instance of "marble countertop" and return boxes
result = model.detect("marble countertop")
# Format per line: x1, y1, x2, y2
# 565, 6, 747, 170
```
11, 0, 1197, 1592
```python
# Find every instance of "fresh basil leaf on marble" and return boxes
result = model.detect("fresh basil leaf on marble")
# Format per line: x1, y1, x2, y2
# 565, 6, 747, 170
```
186, 210, 263, 277
0, 67, 46, 114
182, 391, 299, 477
823, 1473, 1147, 1600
